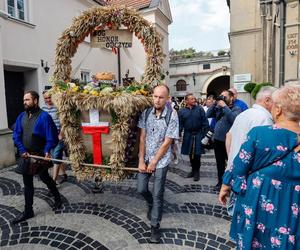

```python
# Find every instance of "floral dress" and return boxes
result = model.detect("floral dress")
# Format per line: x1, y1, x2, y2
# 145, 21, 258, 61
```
223, 125, 300, 250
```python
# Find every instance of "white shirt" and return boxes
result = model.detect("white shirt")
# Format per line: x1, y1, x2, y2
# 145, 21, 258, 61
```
203, 105, 212, 124
226, 104, 273, 169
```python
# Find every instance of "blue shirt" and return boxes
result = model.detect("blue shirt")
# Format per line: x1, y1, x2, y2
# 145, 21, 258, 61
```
138, 107, 179, 169
234, 98, 248, 112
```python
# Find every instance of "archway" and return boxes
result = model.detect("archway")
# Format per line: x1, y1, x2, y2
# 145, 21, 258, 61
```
201, 68, 230, 97
207, 75, 230, 97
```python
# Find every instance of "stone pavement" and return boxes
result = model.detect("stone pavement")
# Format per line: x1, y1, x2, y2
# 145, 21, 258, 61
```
0, 151, 235, 249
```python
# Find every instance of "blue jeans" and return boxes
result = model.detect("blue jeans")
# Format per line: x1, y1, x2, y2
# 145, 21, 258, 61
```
51, 140, 64, 164
137, 166, 168, 227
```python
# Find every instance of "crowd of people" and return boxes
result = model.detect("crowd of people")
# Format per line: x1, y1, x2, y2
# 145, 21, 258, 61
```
11, 83, 300, 249
137, 84, 299, 247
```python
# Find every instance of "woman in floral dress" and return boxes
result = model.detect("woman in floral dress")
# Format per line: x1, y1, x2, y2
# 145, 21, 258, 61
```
219, 85, 300, 249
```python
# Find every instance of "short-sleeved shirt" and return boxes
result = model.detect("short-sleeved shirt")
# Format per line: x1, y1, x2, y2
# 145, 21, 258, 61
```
42, 105, 61, 132
227, 104, 273, 169
138, 107, 179, 169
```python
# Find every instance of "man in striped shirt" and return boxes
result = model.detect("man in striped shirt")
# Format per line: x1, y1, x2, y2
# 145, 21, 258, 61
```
42, 91, 68, 184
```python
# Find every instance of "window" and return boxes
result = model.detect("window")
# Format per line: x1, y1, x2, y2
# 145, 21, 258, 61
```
203, 64, 211, 70
81, 71, 90, 83
7, 0, 27, 21
176, 80, 187, 91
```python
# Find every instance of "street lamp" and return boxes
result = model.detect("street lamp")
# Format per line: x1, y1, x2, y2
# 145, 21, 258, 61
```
192, 72, 196, 86
41, 60, 50, 73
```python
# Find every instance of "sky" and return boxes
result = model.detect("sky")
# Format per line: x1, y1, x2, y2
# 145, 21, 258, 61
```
169, 0, 230, 52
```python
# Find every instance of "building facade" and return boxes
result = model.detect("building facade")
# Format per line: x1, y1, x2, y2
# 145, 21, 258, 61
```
227, 0, 300, 93
0, 0, 172, 167
169, 55, 230, 99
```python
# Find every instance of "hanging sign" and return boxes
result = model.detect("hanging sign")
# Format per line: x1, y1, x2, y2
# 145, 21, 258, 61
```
91, 30, 133, 49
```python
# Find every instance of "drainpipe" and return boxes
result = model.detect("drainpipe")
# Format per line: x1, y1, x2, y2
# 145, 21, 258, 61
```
117, 47, 121, 86
279, 0, 286, 87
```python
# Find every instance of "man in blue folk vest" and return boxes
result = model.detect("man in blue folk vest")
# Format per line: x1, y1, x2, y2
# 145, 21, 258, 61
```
13, 91, 62, 224
178, 93, 209, 181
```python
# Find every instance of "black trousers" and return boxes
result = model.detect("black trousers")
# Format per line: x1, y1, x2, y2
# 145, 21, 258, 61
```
23, 167, 60, 212
213, 139, 228, 184
189, 154, 201, 173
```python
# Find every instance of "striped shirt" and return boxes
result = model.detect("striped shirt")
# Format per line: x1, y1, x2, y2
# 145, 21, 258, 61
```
42, 105, 61, 132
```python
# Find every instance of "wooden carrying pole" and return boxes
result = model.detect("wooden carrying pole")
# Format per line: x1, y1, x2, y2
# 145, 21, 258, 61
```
28, 155, 139, 172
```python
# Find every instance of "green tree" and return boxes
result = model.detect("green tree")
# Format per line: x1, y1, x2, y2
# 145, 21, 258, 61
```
217, 50, 226, 56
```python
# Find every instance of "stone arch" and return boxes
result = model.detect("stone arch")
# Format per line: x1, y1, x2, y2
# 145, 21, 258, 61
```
201, 68, 230, 96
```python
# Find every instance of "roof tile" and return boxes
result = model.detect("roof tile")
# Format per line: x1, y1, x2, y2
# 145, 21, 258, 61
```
104, 0, 152, 10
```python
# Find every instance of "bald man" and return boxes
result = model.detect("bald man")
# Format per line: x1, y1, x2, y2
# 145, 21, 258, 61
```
137, 84, 179, 243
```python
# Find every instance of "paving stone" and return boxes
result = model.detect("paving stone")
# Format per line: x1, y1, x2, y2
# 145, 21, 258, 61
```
196, 242, 206, 249
50, 240, 61, 248
174, 239, 183, 246
0, 150, 235, 249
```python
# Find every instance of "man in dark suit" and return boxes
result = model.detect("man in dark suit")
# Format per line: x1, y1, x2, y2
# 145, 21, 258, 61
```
178, 93, 209, 181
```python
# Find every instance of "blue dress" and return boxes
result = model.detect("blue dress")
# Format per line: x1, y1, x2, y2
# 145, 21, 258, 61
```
223, 125, 300, 250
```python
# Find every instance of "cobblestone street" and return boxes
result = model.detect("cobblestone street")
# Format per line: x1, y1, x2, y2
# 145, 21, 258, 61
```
0, 151, 235, 249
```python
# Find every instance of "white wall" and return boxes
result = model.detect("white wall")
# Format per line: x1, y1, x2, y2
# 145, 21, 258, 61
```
169, 58, 230, 97
0, 19, 8, 130
0, 0, 118, 93
119, 10, 171, 83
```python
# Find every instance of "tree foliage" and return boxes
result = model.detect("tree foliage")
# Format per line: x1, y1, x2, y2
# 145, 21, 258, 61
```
170, 47, 214, 60
244, 82, 273, 99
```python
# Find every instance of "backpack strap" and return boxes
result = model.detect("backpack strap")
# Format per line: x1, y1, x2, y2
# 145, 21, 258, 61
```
144, 106, 173, 127
164, 106, 173, 127
144, 107, 153, 125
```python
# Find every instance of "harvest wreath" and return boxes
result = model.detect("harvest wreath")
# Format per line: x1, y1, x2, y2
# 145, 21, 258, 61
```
50, 5, 164, 181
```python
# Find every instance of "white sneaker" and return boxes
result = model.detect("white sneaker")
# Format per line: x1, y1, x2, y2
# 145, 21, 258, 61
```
174, 158, 179, 165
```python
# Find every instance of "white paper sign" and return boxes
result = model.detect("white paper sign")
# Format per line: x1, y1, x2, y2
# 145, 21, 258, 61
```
89, 109, 100, 124
234, 74, 251, 82
234, 82, 248, 93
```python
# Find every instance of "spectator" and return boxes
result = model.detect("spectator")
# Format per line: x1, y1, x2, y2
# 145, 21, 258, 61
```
42, 91, 68, 185
178, 94, 209, 181
226, 86, 277, 170
203, 95, 216, 126
229, 87, 248, 112
207, 90, 241, 189
225, 86, 277, 215
219, 85, 300, 249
